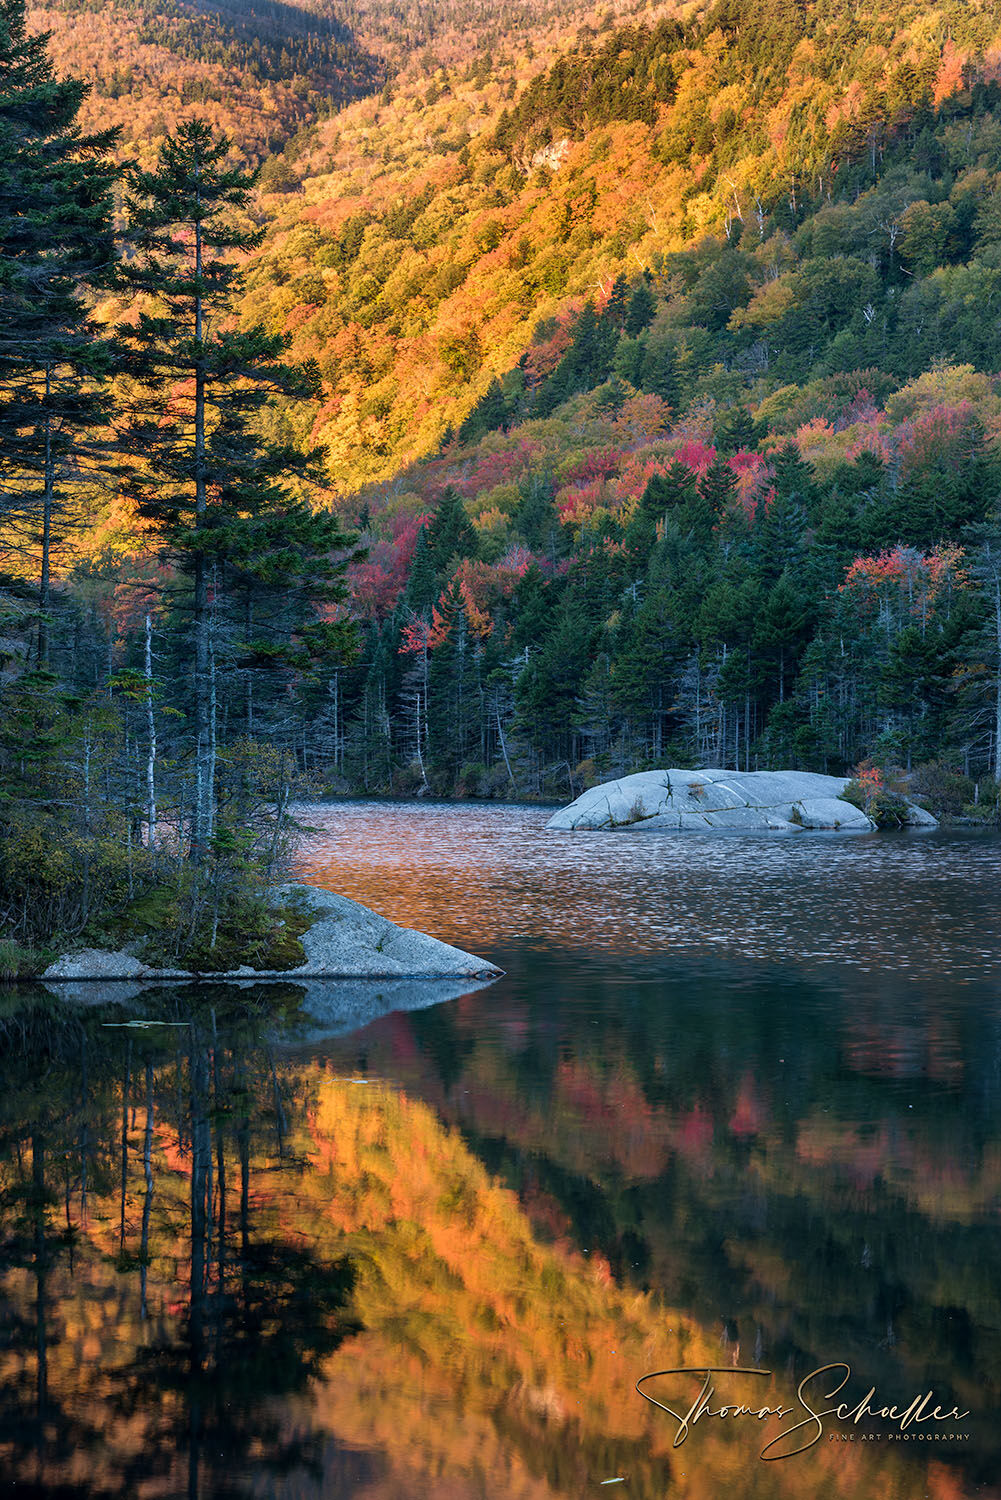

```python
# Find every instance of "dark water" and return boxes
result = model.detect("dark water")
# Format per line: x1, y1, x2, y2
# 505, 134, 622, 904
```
2, 802, 1001, 1499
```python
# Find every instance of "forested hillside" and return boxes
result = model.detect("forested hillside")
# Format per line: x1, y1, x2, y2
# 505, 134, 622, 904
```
26, 0, 383, 158
222, 0, 1001, 801
248, 0, 1001, 483
24, 0, 610, 160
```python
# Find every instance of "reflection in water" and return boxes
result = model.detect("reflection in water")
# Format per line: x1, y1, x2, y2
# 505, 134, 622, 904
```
297, 800, 1001, 976
0, 1001, 360, 1497
1, 803, 1000, 1498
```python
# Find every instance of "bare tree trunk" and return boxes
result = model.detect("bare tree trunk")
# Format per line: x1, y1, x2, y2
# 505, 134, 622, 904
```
189, 1036, 211, 1367
192, 206, 212, 861
495, 698, 516, 791
212, 1012, 226, 1296
415, 690, 429, 791
32, 1130, 49, 1428
119, 1040, 131, 1251
208, 605, 217, 846
38, 366, 54, 666
145, 614, 157, 853
993, 568, 1001, 781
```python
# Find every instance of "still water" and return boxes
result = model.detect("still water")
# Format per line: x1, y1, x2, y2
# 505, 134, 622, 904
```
2, 801, 1001, 1499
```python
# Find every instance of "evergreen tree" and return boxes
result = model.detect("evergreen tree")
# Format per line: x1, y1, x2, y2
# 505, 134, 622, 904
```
690, 461, 738, 545
116, 120, 355, 859
458, 375, 508, 441
624, 461, 696, 566
713, 405, 764, 455
605, 273, 630, 326
515, 470, 557, 553
610, 588, 681, 759
403, 525, 438, 617
515, 594, 595, 765
639, 340, 678, 406
613, 335, 646, 388
624, 279, 657, 336
0, 0, 120, 661
962, 512, 1001, 779
425, 486, 476, 575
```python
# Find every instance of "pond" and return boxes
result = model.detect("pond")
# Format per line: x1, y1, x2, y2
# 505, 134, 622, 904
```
2, 801, 1000, 1498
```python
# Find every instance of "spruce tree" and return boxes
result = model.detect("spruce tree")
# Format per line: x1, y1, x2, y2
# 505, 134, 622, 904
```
515, 471, 557, 553
0, 0, 120, 661
624, 280, 657, 336
403, 525, 438, 616
116, 120, 356, 859
639, 340, 678, 407
624, 461, 695, 566
605, 274, 629, 326
425, 487, 476, 575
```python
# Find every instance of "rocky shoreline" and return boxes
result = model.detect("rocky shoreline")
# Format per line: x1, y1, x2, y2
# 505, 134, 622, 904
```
41, 882, 502, 986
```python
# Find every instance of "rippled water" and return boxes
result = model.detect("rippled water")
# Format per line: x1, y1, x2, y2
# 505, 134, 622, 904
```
2, 801, 1000, 1499
299, 800, 1001, 977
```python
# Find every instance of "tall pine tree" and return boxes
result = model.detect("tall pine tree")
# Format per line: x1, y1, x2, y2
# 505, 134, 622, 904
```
117, 121, 356, 859
0, 0, 120, 662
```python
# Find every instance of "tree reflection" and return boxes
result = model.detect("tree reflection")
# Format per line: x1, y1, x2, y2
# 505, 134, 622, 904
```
0, 967, 997, 1500
0, 992, 359, 1498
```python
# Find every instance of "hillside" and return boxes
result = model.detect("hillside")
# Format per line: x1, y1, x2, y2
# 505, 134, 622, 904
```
179, 0, 999, 799
26, 0, 384, 159
246, 0, 1001, 486
24, 0, 614, 160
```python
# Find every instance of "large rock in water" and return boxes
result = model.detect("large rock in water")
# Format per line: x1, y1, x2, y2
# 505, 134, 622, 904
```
42, 883, 501, 983
268, 884, 502, 980
546, 768, 938, 833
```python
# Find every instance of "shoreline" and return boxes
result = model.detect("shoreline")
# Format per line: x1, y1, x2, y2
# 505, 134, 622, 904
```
35, 883, 503, 987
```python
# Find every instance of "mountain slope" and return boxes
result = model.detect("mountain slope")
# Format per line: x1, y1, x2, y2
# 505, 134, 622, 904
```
26, 0, 615, 161
242, 0, 1001, 489
27, 0, 384, 159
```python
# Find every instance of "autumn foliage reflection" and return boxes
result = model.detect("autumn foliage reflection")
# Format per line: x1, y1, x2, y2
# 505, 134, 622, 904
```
0, 989, 992, 1498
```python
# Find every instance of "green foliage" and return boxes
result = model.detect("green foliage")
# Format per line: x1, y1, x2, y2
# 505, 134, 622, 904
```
0, 939, 44, 979
492, 18, 684, 157
909, 760, 975, 817
0, 0, 121, 660
116, 119, 359, 857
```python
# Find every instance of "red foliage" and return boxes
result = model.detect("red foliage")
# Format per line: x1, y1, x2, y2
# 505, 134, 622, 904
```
840, 544, 968, 624
347, 515, 423, 619
844, 422, 892, 465
897, 400, 976, 481
454, 553, 533, 621
672, 439, 717, 473
836, 385, 880, 430
556, 477, 610, 525
562, 446, 622, 486
611, 452, 670, 508
519, 324, 573, 390
726, 449, 772, 522
437, 441, 540, 501
399, 604, 450, 654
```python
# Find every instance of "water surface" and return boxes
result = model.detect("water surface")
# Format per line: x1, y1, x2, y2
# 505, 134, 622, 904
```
2, 802, 1000, 1498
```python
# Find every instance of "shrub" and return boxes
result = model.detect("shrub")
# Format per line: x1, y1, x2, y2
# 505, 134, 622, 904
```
0, 940, 43, 979
841, 760, 910, 827
961, 779, 1001, 824
910, 760, 975, 817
